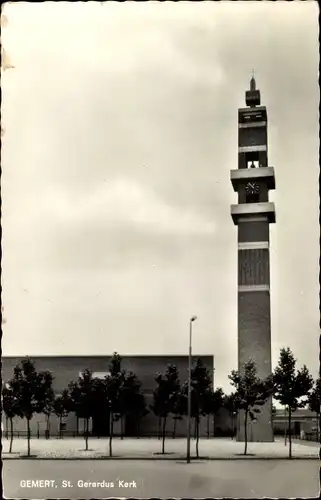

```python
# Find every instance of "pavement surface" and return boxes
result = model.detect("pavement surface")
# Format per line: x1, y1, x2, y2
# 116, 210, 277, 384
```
2, 438, 320, 460
3, 458, 320, 498
2, 436, 319, 460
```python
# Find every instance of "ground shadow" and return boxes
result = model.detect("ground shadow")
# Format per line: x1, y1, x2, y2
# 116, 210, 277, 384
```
234, 453, 256, 456
153, 452, 175, 455
175, 460, 207, 464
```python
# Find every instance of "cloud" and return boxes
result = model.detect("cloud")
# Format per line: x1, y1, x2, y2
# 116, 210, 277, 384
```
41, 179, 215, 236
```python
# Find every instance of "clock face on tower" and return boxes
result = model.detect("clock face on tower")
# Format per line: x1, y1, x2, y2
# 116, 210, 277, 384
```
245, 181, 260, 197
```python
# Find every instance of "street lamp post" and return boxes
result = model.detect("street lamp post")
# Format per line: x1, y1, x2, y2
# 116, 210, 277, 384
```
187, 315, 197, 464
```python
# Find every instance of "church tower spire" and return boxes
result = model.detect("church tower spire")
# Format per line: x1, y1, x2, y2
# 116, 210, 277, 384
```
246, 71, 261, 107
250, 74, 256, 91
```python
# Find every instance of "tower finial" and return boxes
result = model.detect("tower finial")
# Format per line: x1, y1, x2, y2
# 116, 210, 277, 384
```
245, 69, 260, 107
250, 69, 256, 91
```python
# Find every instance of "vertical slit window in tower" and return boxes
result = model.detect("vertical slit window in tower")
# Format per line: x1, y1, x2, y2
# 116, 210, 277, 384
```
260, 251, 264, 284
253, 250, 257, 285
254, 252, 258, 285
264, 250, 267, 283
255, 251, 259, 284
240, 252, 246, 285
244, 254, 248, 285
249, 250, 253, 284
259, 252, 263, 284
243, 251, 247, 285
252, 250, 256, 285
262, 250, 267, 284
246, 250, 249, 284
255, 255, 259, 284
262, 250, 268, 285
243, 250, 250, 285
257, 250, 264, 285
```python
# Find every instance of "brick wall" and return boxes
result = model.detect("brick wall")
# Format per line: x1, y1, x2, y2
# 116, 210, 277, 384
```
2, 355, 213, 392
238, 249, 270, 286
237, 291, 273, 441
238, 291, 272, 378
2, 354, 214, 438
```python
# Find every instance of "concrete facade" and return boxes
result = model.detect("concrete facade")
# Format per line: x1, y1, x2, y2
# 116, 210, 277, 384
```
230, 78, 275, 442
2, 354, 214, 438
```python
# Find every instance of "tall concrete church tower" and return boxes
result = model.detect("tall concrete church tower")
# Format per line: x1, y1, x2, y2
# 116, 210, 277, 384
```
230, 77, 276, 442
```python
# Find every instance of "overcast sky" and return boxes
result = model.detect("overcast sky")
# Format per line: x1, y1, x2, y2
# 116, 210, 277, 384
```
1, 2, 319, 395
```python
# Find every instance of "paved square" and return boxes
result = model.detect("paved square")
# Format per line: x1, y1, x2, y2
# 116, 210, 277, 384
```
2, 436, 319, 459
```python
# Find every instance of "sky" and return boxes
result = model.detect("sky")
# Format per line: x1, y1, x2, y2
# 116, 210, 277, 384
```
1, 1, 319, 396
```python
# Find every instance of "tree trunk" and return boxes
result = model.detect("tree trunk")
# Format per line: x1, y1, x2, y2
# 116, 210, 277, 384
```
157, 416, 161, 440
76, 416, 79, 436
288, 408, 292, 459
109, 412, 114, 457
9, 418, 14, 453
97, 415, 101, 439
244, 410, 248, 455
46, 414, 50, 439
207, 414, 210, 439
27, 418, 31, 457
59, 416, 63, 439
120, 415, 124, 440
173, 417, 177, 439
316, 412, 320, 443
196, 417, 200, 458
231, 413, 234, 440
6, 416, 9, 439
95, 411, 100, 439
194, 418, 197, 440
162, 416, 167, 454
85, 418, 89, 451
